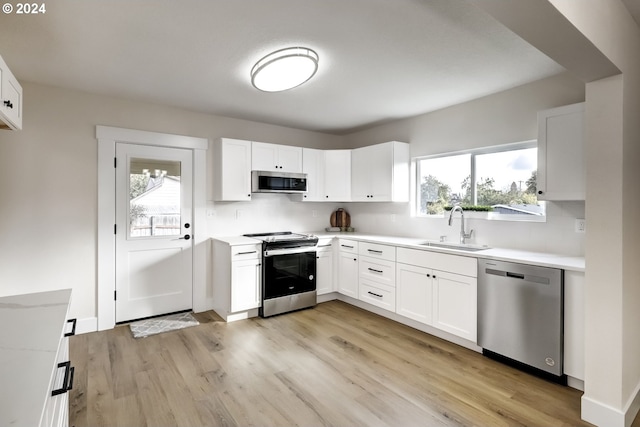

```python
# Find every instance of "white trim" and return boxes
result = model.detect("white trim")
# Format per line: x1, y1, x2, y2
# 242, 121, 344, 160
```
75, 317, 98, 334
96, 126, 209, 331
582, 395, 625, 427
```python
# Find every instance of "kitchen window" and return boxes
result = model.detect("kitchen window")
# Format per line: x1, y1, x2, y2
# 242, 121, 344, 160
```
415, 141, 544, 221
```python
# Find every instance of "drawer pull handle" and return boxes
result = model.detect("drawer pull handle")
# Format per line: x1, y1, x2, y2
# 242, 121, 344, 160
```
368, 268, 383, 274
51, 361, 75, 396
236, 251, 257, 255
64, 318, 77, 337
367, 249, 383, 254
341, 245, 354, 249
318, 244, 332, 248
367, 291, 383, 298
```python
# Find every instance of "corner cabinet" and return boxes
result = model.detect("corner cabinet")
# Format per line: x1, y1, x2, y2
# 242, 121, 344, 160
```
213, 138, 252, 201
212, 239, 262, 321
302, 148, 352, 202
0, 54, 23, 130
351, 141, 410, 202
252, 141, 303, 173
537, 102, 585, 201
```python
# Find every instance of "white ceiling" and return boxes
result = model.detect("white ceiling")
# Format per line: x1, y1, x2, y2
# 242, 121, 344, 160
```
0, 1, 634, 135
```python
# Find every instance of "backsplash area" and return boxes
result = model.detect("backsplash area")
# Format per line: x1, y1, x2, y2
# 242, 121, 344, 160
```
207, 195, 585, 257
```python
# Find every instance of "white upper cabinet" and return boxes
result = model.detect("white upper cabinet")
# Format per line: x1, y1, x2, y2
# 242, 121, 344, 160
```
301, 148, 325, 202
213, 138, 252, 201
0, 54, 23, 130
537, 102, 585, 201
351, 141, 410, 202
323, 149, 352, 201
252, 141, 303, 173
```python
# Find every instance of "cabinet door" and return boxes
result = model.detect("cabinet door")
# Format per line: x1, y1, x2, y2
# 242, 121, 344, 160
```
337, 251, 358, 298
0, 55, 22, 130
368, 143, 394, 200
251, 141, 279, 171
302, 148, 324, 201
316, 247, 334, 295
277, 145, 303, 173
231, 258, 261, 312
432, 270, 477, 342
537, 102, 585, 200
324, 150, 351, 201
350, 146, 371, 201
564, 270, 584, 380
214, 138, 252, 201
396, 263, 432, 325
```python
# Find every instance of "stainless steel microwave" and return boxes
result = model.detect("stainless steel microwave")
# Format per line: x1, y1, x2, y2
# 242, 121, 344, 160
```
251, 170, 308, 193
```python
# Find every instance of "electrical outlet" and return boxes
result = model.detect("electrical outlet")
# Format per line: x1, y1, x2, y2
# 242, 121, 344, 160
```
575, 219, 586, 233
312, 210, 318, 218
206, 209, 216, 218
390, 214, 397, 222
235, 209, 243, 220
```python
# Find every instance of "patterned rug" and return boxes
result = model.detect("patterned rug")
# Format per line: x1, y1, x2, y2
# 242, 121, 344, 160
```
129, 312, 199, 338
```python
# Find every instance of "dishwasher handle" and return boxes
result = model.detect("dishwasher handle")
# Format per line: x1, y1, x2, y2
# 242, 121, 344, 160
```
485, 268, 550, 285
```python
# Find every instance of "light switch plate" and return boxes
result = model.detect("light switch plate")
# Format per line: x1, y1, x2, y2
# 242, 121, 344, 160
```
575, 219, 586, 233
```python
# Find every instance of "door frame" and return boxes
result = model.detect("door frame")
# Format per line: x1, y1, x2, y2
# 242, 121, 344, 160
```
97, 125, 209, 331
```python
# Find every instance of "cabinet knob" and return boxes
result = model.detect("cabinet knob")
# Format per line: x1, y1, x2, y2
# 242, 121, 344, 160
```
538, 190, 543, 195
3, 100, 13, 109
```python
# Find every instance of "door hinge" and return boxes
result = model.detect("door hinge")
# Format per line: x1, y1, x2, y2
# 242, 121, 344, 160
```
114, 290, 117, 300
114, 157, 117, 168
114, 224, 117, 234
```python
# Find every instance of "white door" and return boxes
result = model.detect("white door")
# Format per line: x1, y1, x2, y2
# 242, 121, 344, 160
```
115, 143, 193, 322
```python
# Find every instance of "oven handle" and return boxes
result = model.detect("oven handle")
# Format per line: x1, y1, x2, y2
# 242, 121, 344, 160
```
264, 247, 317, 257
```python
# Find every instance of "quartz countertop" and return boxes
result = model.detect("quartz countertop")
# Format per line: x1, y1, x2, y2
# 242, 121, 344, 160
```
311, 232, 585, 272
0, 289, 72, 427
212, 235, 263, 246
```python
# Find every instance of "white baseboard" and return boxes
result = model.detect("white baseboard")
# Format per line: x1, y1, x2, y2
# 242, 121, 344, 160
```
75, 317, 98, 334
582, 380, 640, 427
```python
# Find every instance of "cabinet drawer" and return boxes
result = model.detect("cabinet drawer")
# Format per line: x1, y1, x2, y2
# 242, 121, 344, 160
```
231, 244, 261, 260
317, 238, 333, 248
359, 242, 395, 261
359, 280, 396, 312
359, 256, 395, 287
338, 239, 358, 254
397, 247, 477, 277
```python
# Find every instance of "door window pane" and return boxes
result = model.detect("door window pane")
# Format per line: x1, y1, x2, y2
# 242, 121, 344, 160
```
129, 158, 181, 237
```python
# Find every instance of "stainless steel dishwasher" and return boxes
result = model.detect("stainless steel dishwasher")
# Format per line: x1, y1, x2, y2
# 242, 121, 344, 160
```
477, 258, 565, 382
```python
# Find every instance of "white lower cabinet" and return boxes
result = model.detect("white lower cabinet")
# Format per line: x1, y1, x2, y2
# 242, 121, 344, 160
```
359, 279, 395, 311
396, 263, 433, 324
432, 270, 477, 342
357, 242, 396, 312
337, 239, 359, 298
212, 239, 262, 321
316, 239, 335, 295
396, 247, 477, 342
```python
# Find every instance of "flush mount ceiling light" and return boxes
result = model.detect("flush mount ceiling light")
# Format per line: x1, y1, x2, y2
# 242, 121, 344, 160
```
251, 47, 319, 92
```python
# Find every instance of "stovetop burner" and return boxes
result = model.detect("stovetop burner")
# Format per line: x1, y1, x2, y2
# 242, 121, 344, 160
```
243, 231, 318, 248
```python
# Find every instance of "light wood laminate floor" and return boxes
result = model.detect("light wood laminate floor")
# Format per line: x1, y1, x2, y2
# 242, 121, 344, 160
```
70, 300, 594, 427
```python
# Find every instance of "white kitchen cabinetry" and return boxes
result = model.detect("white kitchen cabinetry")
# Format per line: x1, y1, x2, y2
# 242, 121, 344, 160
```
396, 263, 433, 324
213, 138, 252, 201
0, 54, 23, 130
323, 150, 352, 201
564, 270, 584, 383
537, 102, 585, 201
351, 141, 410, 202
431, 270, 477, 342
252, 141, 303, 173
0, 290, 74, 427
337, 239, 359, 298
358, 242, 396, 311
396, 247, 477, 342
212, 239, 262, 321
316, 238, 335, 295
301, 148, 325, 201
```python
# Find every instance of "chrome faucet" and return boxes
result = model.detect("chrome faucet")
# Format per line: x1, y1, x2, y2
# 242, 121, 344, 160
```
448, 205, 473, 244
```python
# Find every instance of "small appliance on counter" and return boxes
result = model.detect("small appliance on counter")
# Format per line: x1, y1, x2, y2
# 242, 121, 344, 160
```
243, 231, 318, 317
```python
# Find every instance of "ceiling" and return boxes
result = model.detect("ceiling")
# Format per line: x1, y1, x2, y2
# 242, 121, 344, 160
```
0, 1, 636, 135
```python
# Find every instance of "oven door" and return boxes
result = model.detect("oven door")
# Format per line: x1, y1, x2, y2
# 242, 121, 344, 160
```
263, 247, 316, 299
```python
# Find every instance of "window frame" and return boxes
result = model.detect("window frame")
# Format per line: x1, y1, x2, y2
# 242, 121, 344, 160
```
413, 140, 545, 222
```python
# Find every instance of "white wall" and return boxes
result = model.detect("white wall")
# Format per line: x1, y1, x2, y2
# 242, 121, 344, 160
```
343, 72, 586, 255
0, 82, 344, 322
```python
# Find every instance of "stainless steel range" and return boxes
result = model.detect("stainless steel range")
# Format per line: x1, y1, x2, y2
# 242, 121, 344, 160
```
243, 232, 318, 317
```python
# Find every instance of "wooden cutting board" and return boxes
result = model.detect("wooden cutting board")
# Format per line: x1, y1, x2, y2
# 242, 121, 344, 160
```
330, 208, 350, 228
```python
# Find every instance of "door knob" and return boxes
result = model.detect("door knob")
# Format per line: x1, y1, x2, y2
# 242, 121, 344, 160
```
184, 223, 190, 229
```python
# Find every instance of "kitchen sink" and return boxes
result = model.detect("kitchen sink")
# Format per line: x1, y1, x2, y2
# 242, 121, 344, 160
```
419, 242, 491, 252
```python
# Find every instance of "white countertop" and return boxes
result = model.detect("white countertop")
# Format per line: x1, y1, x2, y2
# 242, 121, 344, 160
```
312, 232, 585, 272
211, 232, 585, 272
0, 289, 72, 427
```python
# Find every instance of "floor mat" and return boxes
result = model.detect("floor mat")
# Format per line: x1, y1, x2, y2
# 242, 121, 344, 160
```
129, 312, 199, 338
